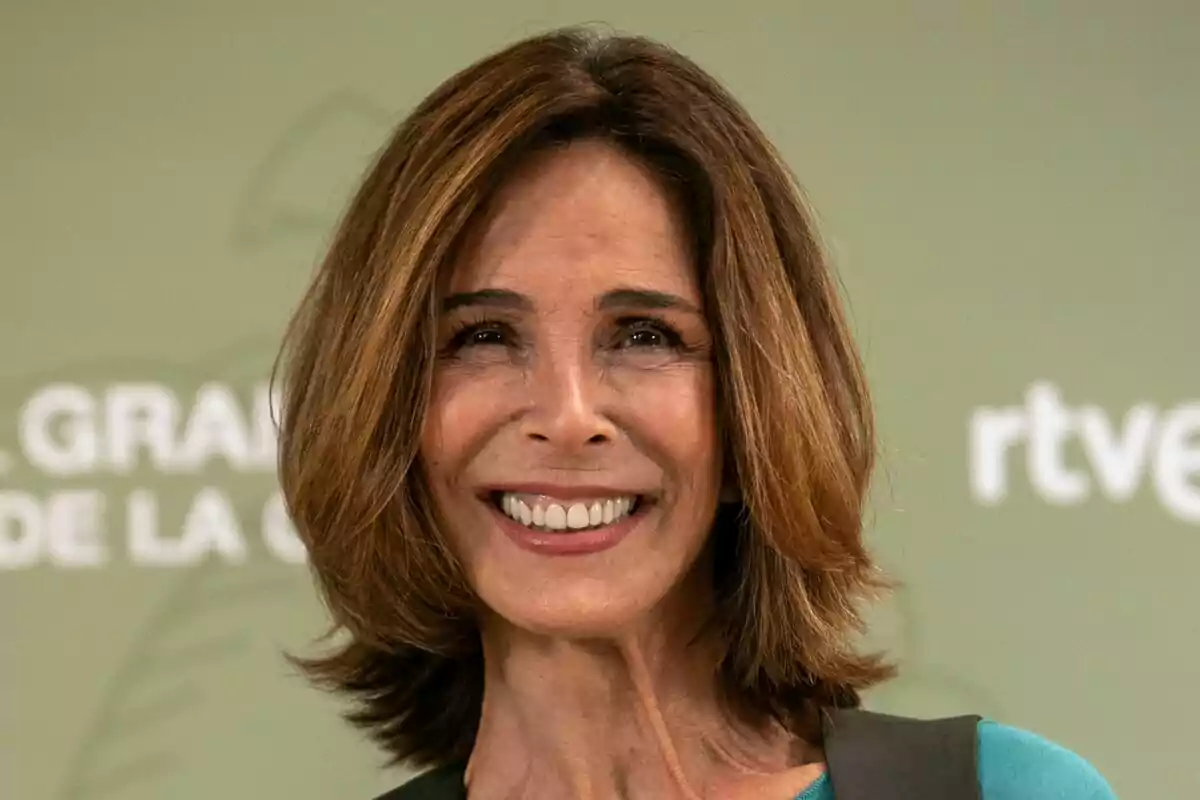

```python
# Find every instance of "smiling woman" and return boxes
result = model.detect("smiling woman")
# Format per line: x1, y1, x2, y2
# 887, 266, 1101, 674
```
273, 26, 1116, 800
422, 141, 730, 641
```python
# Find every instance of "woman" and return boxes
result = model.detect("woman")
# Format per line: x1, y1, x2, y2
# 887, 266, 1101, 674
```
275, 27, 1116, 799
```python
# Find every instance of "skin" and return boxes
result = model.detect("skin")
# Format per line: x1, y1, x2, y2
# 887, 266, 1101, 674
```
420, 139, 825, 799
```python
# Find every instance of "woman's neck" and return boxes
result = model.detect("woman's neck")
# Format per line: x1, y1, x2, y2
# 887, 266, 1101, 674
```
465, 613, 825, 800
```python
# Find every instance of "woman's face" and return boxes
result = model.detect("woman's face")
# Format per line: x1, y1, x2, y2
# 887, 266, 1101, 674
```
420, 139, 723, 638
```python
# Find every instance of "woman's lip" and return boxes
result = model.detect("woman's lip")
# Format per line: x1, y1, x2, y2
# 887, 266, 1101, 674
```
484, 498, 647, 556
480, 483, 654, 501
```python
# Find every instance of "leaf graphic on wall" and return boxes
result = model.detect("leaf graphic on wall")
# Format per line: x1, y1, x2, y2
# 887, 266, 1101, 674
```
230, 90, 396, 252
55, 558, 297, 800
33, 330, 297, 799
864, 584, 1004, 720
10, 90, 389, 799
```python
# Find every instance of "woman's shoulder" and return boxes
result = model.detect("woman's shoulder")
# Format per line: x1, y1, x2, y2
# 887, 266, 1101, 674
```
976, 719, 1116, 799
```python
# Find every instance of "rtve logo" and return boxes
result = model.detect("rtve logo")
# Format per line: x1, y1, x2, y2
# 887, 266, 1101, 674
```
969, 382, 1200, 524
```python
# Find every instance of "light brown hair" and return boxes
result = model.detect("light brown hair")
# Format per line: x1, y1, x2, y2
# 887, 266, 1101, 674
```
275, 26, 893, 768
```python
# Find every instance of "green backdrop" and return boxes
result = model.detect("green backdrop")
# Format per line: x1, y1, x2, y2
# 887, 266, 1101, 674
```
3, 2, 1197, 797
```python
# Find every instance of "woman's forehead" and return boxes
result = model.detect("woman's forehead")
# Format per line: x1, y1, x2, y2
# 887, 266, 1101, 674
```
447, 141, 697, 297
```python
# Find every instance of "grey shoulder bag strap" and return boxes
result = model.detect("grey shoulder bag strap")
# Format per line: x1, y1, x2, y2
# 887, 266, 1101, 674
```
821, 708, 983, 799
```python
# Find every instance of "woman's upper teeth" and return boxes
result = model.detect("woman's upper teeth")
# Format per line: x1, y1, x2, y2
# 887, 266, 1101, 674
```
500, 493, 638, 530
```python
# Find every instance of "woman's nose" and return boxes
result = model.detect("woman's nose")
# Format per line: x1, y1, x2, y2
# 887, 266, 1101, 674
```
518, 351, 616, 453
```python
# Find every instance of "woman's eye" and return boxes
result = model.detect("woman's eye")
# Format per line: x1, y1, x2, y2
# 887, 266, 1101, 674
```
447, 322, 512, 351
625, 328, 665, 347
617, 319, 683, 350
468, 327, 506, 345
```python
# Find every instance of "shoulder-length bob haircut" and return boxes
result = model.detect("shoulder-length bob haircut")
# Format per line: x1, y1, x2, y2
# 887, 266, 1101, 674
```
276, 26, 893, 768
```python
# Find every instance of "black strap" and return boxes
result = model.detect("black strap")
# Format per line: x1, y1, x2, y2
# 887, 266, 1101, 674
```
373, 764, 466, 799
377, 709, 982, 799
821, 708, 982, 800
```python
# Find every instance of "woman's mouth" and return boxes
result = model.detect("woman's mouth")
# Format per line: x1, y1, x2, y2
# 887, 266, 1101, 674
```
490, 491, 644, 532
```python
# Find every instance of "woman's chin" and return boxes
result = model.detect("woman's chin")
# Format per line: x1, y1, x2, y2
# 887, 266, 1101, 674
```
484, 586, 661, 641
465, 529, 708, 642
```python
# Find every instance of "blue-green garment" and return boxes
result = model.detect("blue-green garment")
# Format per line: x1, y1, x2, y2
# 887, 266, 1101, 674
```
793, 719, 1115, 799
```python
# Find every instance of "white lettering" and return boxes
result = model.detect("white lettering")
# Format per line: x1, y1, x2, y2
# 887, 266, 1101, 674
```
127, 489, 171, 564
180, 488, 248, 563
968, 407, 1026, 503
0, 492, 42, 568
262, 491, 306, 563
106, 385, 180, 473
1026, 383, 1089, 504
46, 490, 107, 567
17, 382, 278, 476
1154, 405, 1200, 524
127, 488, 248, 565
1078, 403, 1158, 500
252, 383, 281, 470
0, 490, 107, 568
175, 384, 252, 471
970, 383, 1200, 524
19, 385, 98, 475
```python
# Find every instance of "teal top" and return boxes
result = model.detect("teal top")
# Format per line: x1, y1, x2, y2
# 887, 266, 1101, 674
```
797, 718, 1116, 799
